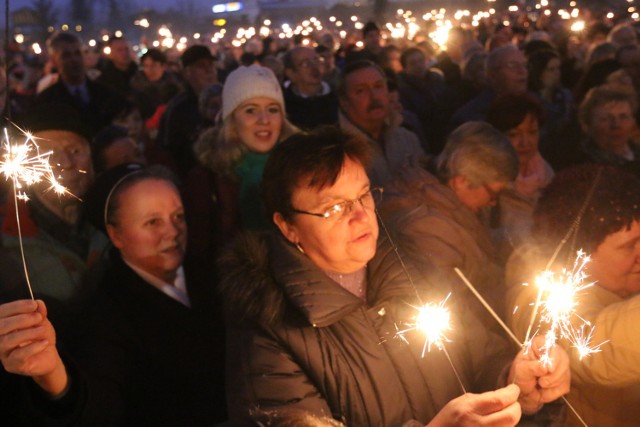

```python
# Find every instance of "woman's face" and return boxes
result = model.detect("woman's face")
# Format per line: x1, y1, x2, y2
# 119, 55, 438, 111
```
540, 57, 561, 89
276, 157, 379, 274
589, 220, 640, 298
586, 101, 637, 153
507, 113, 540, 164
107, 179, 187, 283
232, 97, 283, 153
451, 176, 507, 213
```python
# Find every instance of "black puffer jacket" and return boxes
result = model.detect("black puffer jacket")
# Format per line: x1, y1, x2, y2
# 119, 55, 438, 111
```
220, 232, 514, 426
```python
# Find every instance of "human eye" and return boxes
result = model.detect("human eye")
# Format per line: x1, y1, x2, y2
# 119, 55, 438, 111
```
243, 106, 256, 114
323, 202, 346, 219
267, 105, 280, 114
145, 218, 160, 226
174, 211, 186, 223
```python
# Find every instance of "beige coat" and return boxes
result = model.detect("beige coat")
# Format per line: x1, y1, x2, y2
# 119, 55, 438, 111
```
506, 244, 640, 427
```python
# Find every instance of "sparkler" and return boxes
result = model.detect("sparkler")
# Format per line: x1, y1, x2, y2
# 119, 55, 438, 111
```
455, 267, 590, 427
0, 125, 70, 300
377, 215, 467, 393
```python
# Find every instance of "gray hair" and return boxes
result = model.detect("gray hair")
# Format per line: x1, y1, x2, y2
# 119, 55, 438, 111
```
486, 44, 520, 72
436, 121, 518, 186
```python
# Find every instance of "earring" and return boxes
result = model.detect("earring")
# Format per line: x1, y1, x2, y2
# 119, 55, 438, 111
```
295, 242, 305, 254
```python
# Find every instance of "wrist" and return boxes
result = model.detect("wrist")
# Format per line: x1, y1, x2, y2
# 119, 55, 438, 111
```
33, 357, 69, 398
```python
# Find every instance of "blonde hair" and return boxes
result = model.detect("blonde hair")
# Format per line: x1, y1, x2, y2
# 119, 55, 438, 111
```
194, 111, 299, 177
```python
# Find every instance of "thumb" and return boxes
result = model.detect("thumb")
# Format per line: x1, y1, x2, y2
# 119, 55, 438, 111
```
472, 384, 521, 415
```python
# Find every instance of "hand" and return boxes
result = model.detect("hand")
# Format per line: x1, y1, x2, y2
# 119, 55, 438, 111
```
509, 336, 571, 414
0, 299, 68, 396
427, 384, 522, 427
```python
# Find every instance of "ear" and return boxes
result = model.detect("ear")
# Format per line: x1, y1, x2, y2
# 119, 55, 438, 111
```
448, 175, 469, 195
273, 212, 299, 245
106, 224, 125, 250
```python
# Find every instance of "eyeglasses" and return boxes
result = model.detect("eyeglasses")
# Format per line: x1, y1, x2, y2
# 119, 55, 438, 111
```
296, 56, 324, 69
292, 187, 383, 220
501, 61, 527, 71
482, 183, 502, 201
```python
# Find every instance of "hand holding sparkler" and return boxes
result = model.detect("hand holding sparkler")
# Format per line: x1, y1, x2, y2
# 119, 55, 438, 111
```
509, 335, 571, 415
0, 299, 69, 397
426, 384, 521, 427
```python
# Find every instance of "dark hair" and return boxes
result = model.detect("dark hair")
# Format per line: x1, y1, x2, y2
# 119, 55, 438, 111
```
47, 32, 81, 53
533, 164, 640, 253
91, 125, 130, 173
262, 126, 372, 221
486, 93, 545, 132
251, 408, 345, 427
523, 40, 556, 58
141, 48, 167, 64
107, 35, 127, 46
527, 49, 560, 92
336, 59, 385, 98
362, 21, 380, 37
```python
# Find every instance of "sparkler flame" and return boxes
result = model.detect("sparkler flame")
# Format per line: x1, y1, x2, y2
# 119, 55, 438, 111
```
530, 250, 606, 365
0, 126, 69, 199
396, 293, 453, 357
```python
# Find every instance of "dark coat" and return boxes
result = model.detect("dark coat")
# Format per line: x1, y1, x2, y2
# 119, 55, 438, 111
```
70, 249, 227, 426
2, 249, 227, 426
35, 78, 125, 137
220, 232, 514, 426
282, 84, 338, 131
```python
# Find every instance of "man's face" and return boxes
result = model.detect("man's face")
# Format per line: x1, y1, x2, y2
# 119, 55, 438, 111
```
491, 49, 528, 95
184, 59, 217, 93
52, 41, 85, 84
286, 48, 323, 90
109, 39, 132, 69
142, 57, 166, 82
33, 130, 94, 199
340, 66, 389, 131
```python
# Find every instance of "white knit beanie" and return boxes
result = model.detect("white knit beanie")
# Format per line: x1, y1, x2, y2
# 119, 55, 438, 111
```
222, 64, 284, 120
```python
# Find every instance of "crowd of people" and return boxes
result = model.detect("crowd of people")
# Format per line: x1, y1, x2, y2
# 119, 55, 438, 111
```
0, 7, 639, 426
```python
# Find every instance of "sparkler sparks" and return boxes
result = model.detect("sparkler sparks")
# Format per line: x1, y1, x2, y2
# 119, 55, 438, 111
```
396, 293, 453, 357
0, 126, 69, 200
528, 250, 606, 366
0, 125, 71, 300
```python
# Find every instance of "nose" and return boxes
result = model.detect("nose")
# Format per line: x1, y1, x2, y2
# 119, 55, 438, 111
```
347, 199, 370, 223
257, 110, 270, 124
52, 149, 74, 171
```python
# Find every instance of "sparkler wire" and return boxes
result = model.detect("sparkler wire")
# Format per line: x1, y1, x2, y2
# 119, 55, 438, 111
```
454, 268, 588, 427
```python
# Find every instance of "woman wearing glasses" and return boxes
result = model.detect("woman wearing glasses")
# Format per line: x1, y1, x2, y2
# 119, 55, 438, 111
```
220, 127, 569, 426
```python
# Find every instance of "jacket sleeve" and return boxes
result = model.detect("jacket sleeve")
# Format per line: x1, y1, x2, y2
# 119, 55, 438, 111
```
568, 294, 640, 388
225, 323, 334, 421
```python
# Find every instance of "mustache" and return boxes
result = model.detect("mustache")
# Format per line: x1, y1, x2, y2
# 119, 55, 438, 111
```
367, 100, 386, 112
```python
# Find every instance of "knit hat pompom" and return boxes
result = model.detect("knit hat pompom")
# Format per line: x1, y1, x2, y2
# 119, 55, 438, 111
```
222, 64, 284, 120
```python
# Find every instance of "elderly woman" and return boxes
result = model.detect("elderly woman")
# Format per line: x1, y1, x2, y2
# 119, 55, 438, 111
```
221, 126, 569, 426
380, 122, 518, 319
578, 83, 640, 174
186, 64, 298, 259
486, 93, 554, 254
0, 164, 226, 425
507, 165, 640, 427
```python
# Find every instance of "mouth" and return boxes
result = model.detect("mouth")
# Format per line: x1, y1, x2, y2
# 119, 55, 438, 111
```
255, 131, 273, 140
352, 230, 372, 243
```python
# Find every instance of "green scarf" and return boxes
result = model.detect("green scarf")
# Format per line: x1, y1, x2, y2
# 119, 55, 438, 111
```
235, 151, 271, 231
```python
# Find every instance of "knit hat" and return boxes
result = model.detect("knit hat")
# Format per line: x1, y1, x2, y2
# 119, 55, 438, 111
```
222, 64, 284, 120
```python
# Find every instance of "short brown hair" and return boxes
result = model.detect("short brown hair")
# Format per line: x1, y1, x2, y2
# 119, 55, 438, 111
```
262, 126, 372, 220
579, 84, 638, 128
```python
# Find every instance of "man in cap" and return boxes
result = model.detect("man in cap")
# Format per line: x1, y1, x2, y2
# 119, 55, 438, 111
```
159, 45, 218, 177
0, 103, 108, 324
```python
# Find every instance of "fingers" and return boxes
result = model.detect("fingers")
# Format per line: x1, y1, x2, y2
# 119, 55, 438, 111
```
478, 399, 521, 427
471, 384, 521, 416
0, 300, 38, 322
0, 309, 43, 336
3, 339, 50, 371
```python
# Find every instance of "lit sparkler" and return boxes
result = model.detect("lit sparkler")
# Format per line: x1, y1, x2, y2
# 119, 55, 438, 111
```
0, 125, 70, 299
396, 293, 453, 357
526, 251, 607, 367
